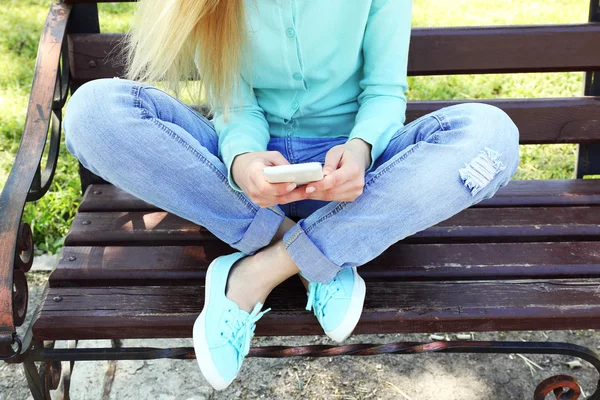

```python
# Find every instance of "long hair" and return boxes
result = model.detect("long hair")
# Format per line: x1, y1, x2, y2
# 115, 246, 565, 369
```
122, 0, 249, 120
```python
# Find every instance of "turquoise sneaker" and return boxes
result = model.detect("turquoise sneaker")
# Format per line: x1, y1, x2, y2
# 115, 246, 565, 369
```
304, 267, 366, 342
193, 252, 270, 390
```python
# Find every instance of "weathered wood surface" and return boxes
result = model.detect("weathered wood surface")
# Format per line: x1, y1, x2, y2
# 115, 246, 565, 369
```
78, 180, 600, 212
49, 241, 600, 286
69, 25, 600, 80
409, 24, 600, 75
64, 206, 600, 247
408, 98, 600, 144
0, 2, 71, 341
41, 177, 600, 340
33, 279, 600, 340
40, 175, 600, 341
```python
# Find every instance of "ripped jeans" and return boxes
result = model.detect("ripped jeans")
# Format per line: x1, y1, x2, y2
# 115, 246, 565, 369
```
64, 78, 520, 283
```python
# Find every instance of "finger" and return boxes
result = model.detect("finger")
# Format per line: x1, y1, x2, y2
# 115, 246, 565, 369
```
251, 171, 297, 197
274, 186, 310, 205
305, 172, 338, 193
323, 146, 344, 175
307, 179, 364, 201
306, 162, 358, 193
322, 162, 360, 188
264, 151, 291, 166
248, 162, 287, 193
254, 185, 307, 207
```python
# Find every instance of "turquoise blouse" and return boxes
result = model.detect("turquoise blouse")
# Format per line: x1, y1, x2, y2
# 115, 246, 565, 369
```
198, 0, 412, 191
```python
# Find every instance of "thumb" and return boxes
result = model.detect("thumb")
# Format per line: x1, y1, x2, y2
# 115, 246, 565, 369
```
323, 146, 344, 175
264, 151, 291, 166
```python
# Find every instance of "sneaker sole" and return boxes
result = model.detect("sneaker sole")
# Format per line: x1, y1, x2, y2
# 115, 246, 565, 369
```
324, 267, 366, 342
193, 254, 240, 391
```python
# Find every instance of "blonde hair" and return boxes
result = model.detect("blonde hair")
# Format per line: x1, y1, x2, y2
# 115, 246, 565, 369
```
122, 0, 249, 119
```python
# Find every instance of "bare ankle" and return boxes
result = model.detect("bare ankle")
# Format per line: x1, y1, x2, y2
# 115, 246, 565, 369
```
270, 216, 296, 244
225, 241, 301, 313
225, 256, 268, 313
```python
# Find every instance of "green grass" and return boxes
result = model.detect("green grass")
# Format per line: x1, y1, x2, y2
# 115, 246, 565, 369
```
0, 0, 593, 254
0, 1, 137, 254
411, 0, 590, 181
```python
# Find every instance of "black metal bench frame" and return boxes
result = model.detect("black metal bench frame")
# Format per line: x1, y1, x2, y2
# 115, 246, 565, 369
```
3, 1, 600, 399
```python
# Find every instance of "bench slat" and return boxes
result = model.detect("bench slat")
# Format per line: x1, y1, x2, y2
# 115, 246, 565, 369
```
64, 206, 600, 247
66, 97, 600, 145
49, 242, 600, 286
33, 279, 600, 340
69, 25, 600, 81
79, 180, 600, 212
409, 98, 600, 144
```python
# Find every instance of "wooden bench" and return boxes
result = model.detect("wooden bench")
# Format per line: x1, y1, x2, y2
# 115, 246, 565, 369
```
3, 1, 600, 398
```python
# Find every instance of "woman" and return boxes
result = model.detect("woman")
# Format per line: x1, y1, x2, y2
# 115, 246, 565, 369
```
64, 0, 520, 391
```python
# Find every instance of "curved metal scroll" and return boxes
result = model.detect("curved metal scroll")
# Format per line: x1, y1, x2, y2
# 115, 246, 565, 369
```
0, 335, 22, 362
534, 375, 582, 400
12, 270, 28, 328
29, 341, 76, 400
15, 222, 34, 273
27, 108, 63, 202
27, 17, 70, 203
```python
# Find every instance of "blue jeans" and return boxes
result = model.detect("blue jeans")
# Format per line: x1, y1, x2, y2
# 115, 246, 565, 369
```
64, 78, 520, 283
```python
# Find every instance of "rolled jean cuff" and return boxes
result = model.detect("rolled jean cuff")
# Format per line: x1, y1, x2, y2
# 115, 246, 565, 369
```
232, 206, 285, 255
283, 223, 342, 283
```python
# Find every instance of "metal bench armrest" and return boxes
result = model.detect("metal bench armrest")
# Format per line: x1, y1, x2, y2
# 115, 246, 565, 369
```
0, 2, 71, 357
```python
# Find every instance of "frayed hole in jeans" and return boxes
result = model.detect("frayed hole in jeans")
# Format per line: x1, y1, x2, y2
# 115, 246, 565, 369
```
458, 147, 506, 196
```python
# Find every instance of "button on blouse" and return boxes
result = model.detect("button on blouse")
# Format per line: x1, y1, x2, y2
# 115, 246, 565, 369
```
199, 0, 412, 192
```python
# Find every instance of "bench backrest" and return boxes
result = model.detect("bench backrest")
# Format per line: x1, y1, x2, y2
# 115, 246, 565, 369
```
63, 1, 600, 151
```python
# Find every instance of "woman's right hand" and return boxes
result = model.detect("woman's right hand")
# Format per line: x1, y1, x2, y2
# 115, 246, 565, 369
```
231, 151, 308, 208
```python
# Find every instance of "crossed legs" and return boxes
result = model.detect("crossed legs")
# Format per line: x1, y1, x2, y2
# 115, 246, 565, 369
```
64, 78, 520, 314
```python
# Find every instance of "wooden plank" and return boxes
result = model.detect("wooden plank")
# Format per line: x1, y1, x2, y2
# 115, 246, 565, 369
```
408, 98, 600, 144
65, 211, 213, 246
69, 25, 600, 81
78, 180, 600, 212
408, 24, 600, 75
32, 279, 600, 340
79, 185, 155, 212
481, 179, 600, 206
63, 95, 600, 145
64, 206, 600, 247
68, 33, 124, 84
49, 242, 600, 287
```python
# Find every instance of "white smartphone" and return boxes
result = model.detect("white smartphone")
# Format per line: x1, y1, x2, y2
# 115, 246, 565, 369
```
263, 162, 324, 186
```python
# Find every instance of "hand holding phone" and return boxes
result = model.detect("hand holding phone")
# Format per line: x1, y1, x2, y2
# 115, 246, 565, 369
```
231, 151, 311, 208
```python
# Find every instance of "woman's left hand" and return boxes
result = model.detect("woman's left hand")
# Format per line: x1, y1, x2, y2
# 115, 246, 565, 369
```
304, 138, 372, 202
